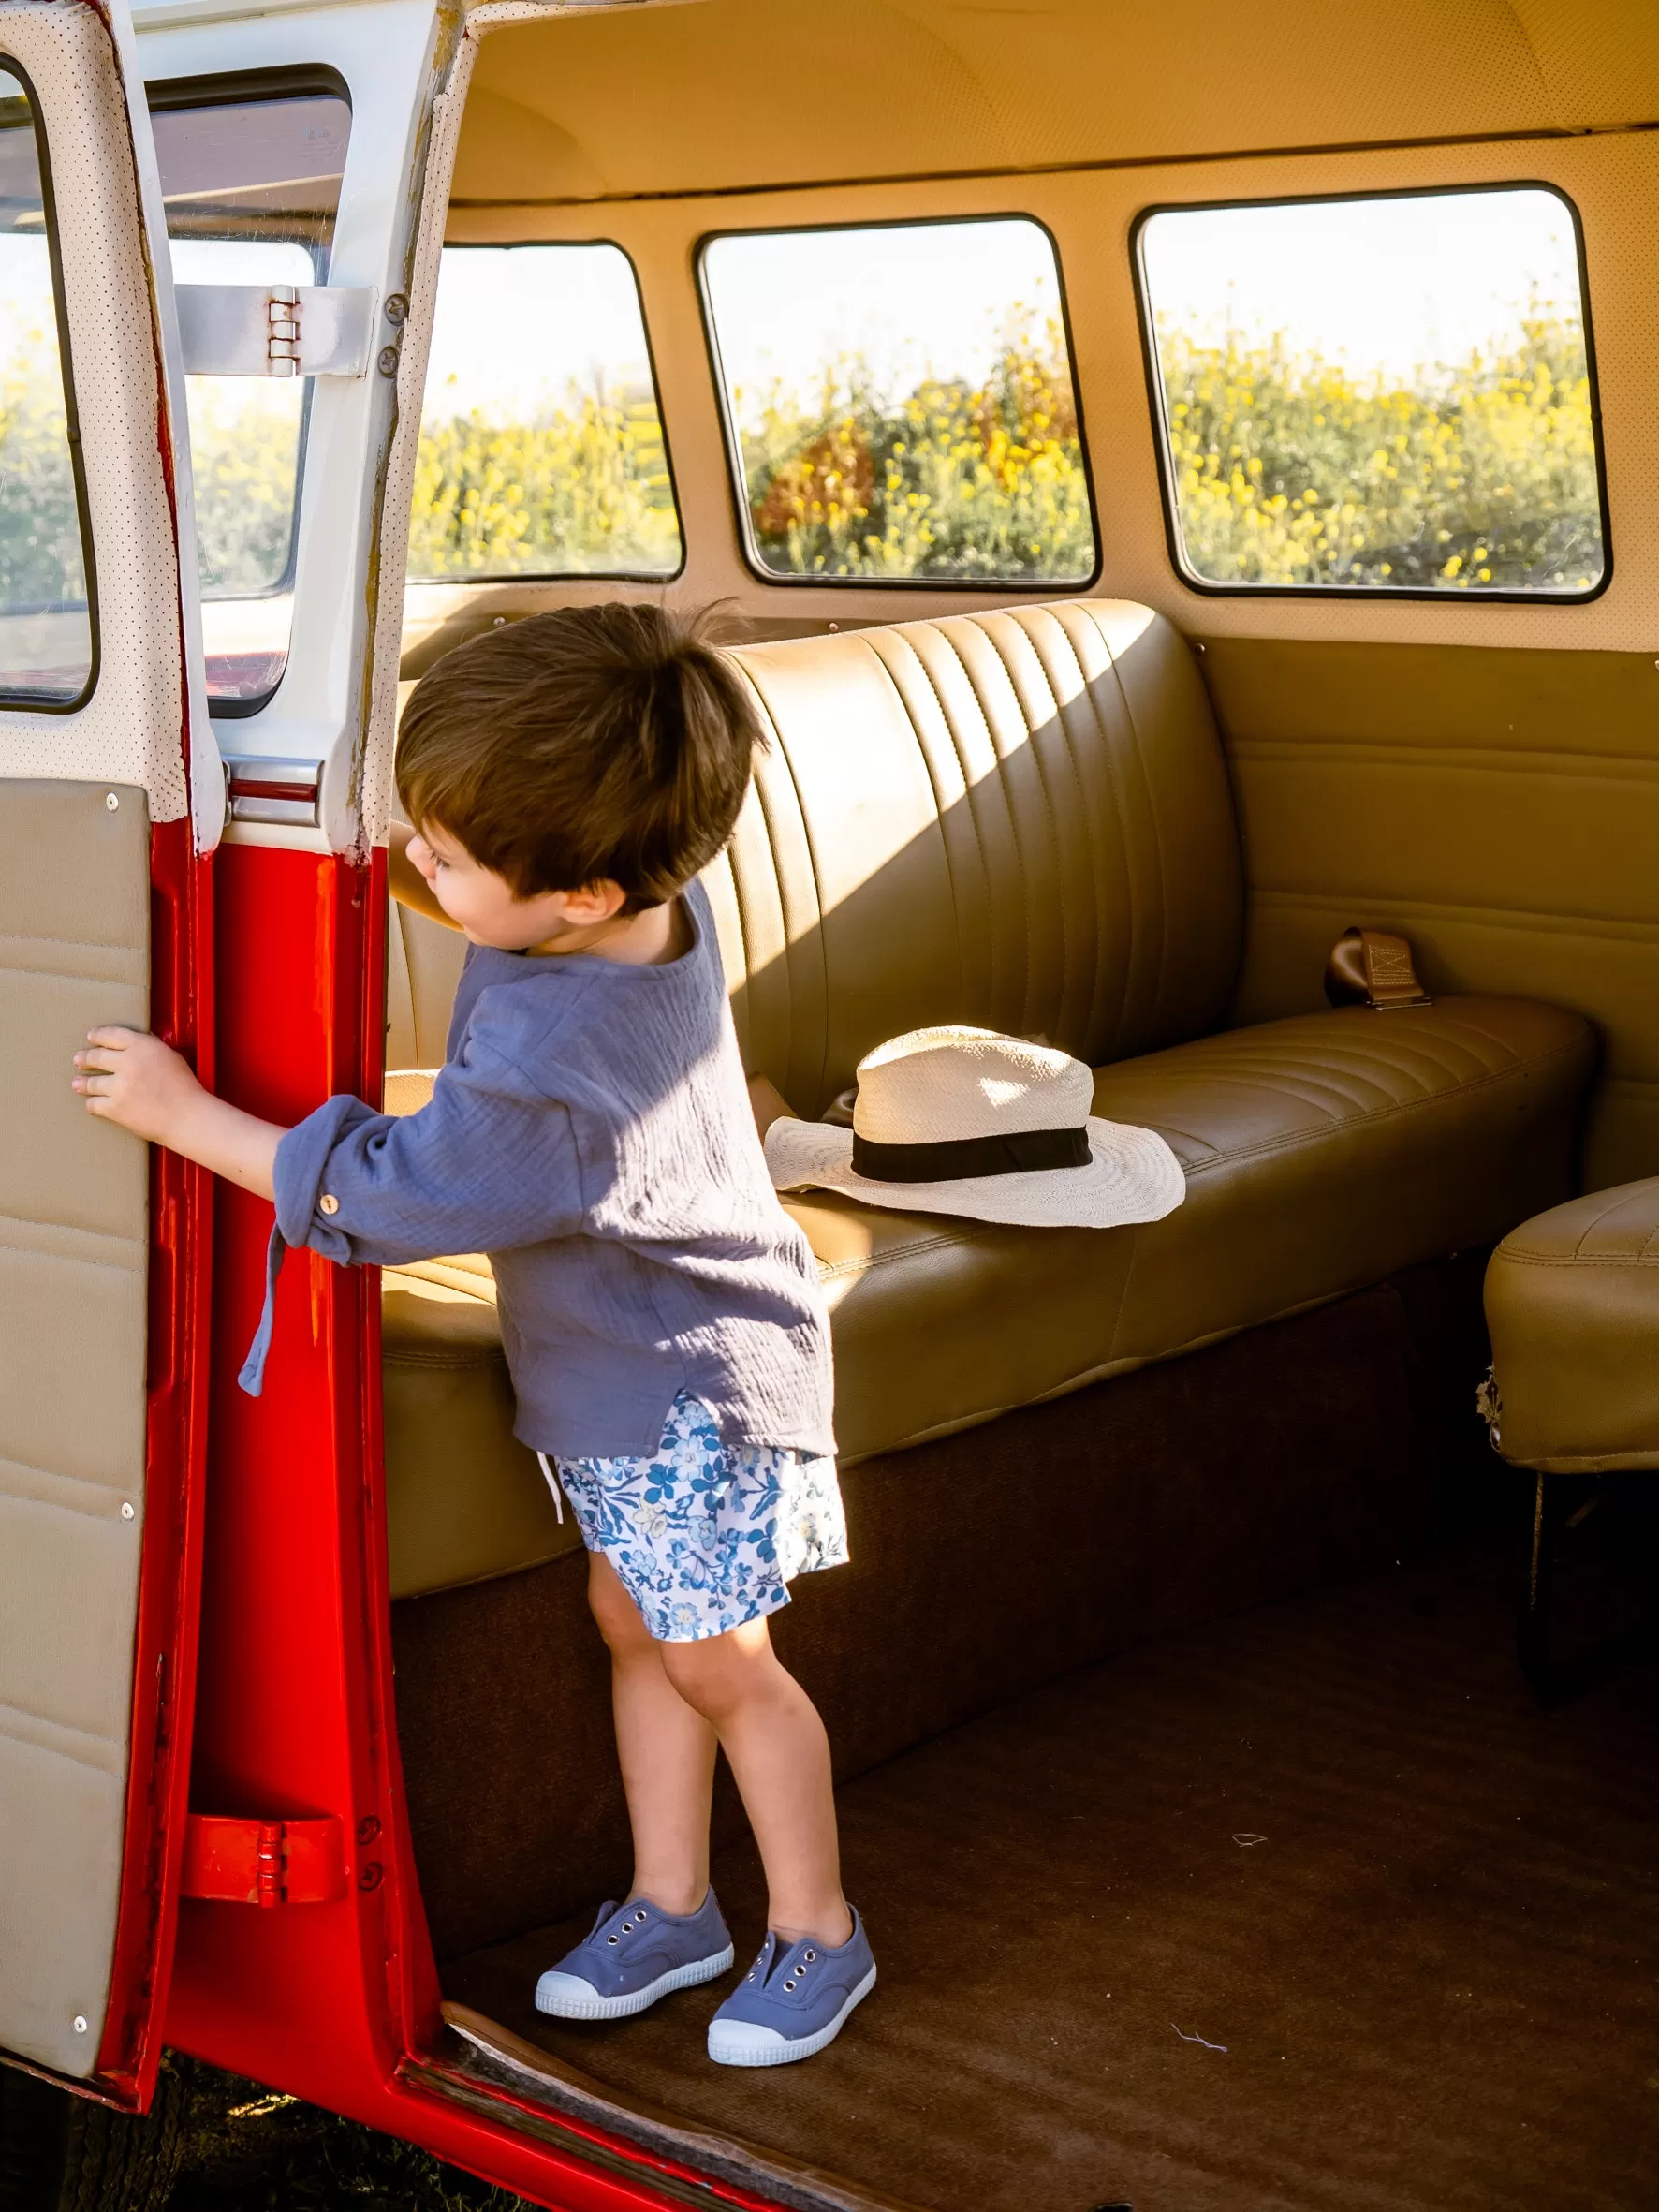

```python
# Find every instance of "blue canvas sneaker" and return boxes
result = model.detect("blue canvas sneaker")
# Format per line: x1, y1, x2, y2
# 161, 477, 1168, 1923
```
535, 1890, 734, 2021
707, 1908, 875, 2066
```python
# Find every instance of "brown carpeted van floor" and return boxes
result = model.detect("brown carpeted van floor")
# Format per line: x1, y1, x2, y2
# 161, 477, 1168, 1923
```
447, 1520, 1659, 2212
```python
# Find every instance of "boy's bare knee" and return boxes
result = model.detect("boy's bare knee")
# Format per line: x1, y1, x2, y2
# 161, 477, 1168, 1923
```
660, 1620, 772, 1719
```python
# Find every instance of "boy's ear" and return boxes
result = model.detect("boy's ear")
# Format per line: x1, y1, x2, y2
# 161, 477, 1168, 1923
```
555, 878, 628, 922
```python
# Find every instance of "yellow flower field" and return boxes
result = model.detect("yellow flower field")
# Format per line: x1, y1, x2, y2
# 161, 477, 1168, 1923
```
0, 304, 1604, 607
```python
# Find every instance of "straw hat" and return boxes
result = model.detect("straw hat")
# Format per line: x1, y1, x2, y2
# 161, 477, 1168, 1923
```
764, 1025, 1185, 1229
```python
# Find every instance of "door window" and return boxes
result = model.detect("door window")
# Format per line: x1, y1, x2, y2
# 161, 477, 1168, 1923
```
1136, 186, 1607, 597
149, 81, 352, 706
0, 66, 94, 708
410, 242, 682, 581
700, 216, 1097, 587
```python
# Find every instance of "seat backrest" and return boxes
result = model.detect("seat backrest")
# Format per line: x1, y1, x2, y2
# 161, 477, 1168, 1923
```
385, 598, 1242, 1109
709, 599, 1241, 1114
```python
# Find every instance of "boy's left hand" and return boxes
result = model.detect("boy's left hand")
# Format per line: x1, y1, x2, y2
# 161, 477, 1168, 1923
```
73, 1026, 206, 1145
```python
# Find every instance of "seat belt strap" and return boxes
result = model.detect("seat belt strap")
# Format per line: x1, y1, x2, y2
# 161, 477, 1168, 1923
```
1324, 926, 1432, 1010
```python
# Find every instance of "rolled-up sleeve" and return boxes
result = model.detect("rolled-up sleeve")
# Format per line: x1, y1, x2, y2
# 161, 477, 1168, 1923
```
240, 1037, 581, 1395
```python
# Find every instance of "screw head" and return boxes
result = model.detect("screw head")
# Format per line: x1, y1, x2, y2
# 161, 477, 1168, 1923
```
356, 1814, 380, 1847
105, 792, 119, 810
384, 292, 409, 326
72, 2015, 88, 2034
120, 1502, 134, 1521
376, 344, 400, 378
358, 1860, 384, 1892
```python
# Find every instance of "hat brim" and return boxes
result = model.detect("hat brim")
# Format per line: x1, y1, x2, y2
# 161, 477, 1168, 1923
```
764, 1114, 1185, 1229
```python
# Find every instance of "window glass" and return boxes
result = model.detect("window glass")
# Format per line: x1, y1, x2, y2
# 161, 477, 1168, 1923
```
0, 67, 93, 707
701, 218, 1096, 585
1138, 188, 1605, 597
150, 87, 352, 705
410, 244, 681, 580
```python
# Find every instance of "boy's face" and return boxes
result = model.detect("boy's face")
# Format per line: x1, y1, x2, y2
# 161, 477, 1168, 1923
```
407, 822, 625, 951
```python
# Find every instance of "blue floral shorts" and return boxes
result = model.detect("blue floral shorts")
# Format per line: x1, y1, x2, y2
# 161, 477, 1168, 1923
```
545, 1393, 848, 1643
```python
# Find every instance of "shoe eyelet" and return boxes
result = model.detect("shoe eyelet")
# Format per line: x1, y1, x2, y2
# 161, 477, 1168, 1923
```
607, 1935, 619, 1944
803, 1950, 815, 1963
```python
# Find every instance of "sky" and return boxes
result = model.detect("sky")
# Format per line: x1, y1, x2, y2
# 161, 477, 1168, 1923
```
419, 221, 1067, 426
424, 242, 660, 423
701, 218, 1065, 420
1138, 187, 1585, 383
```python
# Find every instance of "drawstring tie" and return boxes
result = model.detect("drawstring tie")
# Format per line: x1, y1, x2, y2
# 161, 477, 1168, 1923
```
536, 1452, 565, 1524
237, 1224, 288, 1396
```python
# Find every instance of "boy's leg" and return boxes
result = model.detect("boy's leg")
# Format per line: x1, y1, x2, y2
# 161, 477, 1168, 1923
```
588, 1553, 717, 1915
660, 1617, 852, 1950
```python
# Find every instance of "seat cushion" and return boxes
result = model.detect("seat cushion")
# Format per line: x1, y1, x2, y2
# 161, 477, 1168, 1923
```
807, 995, 1589, 1458
383, 1253, 579, 1599
1485, 1177, 1659, 1474
383, 994, 1591, 1592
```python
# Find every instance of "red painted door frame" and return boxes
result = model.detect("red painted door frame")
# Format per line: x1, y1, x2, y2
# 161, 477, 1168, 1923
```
162, 840, 778, 2211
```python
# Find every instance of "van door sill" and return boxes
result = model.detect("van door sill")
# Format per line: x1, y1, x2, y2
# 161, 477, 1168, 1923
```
405, 2001, 931, 2212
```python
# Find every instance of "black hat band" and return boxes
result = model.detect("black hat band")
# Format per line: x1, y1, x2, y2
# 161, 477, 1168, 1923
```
851, 1123, 1091, 1184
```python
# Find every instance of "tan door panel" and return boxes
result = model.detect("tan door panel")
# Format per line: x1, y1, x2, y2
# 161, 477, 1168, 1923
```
0, 780, 151, 2078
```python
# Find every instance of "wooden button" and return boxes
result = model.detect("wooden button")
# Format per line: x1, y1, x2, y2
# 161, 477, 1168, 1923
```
319, 1194, 340, 1215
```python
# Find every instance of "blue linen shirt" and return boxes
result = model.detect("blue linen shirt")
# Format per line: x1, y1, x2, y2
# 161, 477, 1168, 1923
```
239, 879, 834, 1461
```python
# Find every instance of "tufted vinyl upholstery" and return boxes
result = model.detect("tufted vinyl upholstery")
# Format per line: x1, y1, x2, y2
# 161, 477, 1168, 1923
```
1485, 1177, 1659, 1474
380, 601, 1593, 1600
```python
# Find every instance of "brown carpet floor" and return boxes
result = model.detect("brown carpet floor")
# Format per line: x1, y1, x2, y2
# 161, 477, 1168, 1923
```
446, 1519, 1659, 2212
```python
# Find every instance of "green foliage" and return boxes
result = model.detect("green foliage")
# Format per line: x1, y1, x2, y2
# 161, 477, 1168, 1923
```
187, 384, 304, 597
1154, 315, 1602, 591
0, 335, 85, 609
408, 384, 681, 580
736, 316, 1095, 581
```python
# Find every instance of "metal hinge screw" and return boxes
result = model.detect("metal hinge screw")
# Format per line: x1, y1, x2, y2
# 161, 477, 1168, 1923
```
376, 344, 400, 378
384, 293, 408, 326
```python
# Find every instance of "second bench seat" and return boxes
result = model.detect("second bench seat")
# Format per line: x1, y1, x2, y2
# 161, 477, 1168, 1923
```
381, 991, 1590, 1600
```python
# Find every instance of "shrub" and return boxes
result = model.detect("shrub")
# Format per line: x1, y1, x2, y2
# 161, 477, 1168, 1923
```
1153, 315, 1601, 592
736, 315, 1095, 581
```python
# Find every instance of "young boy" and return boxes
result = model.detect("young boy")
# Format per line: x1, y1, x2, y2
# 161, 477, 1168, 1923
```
72, 604, 874, 2068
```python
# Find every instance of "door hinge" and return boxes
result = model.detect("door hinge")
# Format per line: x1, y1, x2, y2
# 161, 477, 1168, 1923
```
182, 1813, 348, 1907
176, 284, 377, 378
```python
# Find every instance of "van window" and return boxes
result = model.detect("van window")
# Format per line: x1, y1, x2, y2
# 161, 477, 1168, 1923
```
0, 66, 94, 708
150, 82, 353, 708
1137, 186, 1605, 597
409, 243, 682, 582
700, 218, 1096, 586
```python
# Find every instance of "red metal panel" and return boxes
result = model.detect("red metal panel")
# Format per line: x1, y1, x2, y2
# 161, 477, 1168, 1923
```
92, 817, 213, 2112
163, 841, 780, 2211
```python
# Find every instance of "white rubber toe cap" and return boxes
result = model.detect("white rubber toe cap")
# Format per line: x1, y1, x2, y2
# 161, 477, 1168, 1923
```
534, 1969, 609, 2019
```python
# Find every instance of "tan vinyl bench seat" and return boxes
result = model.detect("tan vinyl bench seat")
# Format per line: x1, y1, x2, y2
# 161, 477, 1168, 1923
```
380, 599, 1593, 1600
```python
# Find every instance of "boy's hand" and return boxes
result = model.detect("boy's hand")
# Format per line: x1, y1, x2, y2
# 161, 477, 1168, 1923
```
73, 1026, 286, 1199
74, 1026, 206, 1145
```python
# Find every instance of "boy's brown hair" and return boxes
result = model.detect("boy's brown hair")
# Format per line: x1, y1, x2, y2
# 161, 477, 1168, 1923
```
396, 603, 764, 911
